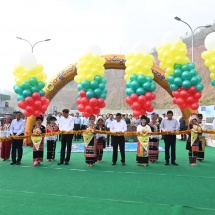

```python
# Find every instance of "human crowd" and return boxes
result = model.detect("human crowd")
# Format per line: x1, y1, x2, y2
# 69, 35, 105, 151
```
0, 109, 207, 167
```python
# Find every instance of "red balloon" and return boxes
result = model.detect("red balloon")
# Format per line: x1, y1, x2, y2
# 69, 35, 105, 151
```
97, 98, 104, 105
126, 97, 132, 105
84, 112, 91, 118
172, 91, 180, 98
187, 86, 196, 95
133, 110, 141, 117
25, 97, 34, 105
80, 90, 86, 98
45, 99, 50, 106
89, 98, 98, 107
24, 110, 32, 117
77, 97, 82, 105
81, 97, 89, 106
26, 105, 34, 113
41, 105, 47, 112
130, 94, 138, 102
193, 92, 202, 99
186, 96, 194, 104
32, 92, 40, 100
176, 98, 184, 105
146, 105, 154, 112
40, 96, 47, 104
93, 107, 100, 115
131, 102, 141, 111
151, 93, 156, 100
138, 95, 146, 104
85, 105, 92, 113
33, 110, 41, 117
34, 100, 42, 108
180, 89, 188, 98
173, 98, 177, 104
179, 103, 188, 109
18, 100, 26, 109
145, 92, 152, 100
99, 102, 106, 108
145, 100, 151, 108
78, 104, 85, 112
190, 103, 199, 110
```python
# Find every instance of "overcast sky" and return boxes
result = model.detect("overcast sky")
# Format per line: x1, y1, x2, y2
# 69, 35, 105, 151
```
0, 0, 214, 90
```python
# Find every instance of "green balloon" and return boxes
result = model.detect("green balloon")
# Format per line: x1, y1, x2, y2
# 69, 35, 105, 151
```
94, 88, 102, 97
146, 76, 152, 83
31, 86, 39, 93
174, 69, 182, 77
190, 69, 197, 77
196, 75, 202, 83
167, 76, 174, 84
36, 81, 45, 90
130, 74, 138, 81
126, 81, 131, 88
81, 80, 90, 90
77, 84, 83, 91
102, 77, 107, 84
143, 82, 151, 91
181, 64, 189, 71
196, 83, 204, 92
22, 81, 31, 90
136, 87, 145, 95
29, 77, 38, 86
23, 90, 32, 97
99, 83, 105, 90
90, 80, 99, 89
86, 90, 94, 98
94, 75, 103, 83
190, 77, 198, 85
181, 71, 191, 80
188, 62, 195, 70
102, 88, 107, 94
39, 90, 45, 96
150, 83, 156, 92
137, 74, 146, 84
170, 84, 178, 91
100, 93, 106, 99
17, 95, 25, 101
174, 77, 182, 86
126, 88, 135, 96
211, 80, 215, 86
174, 64, 182, 70
131, 80, 140, 90
14, 85, 23, 94
182, 80, 191, 89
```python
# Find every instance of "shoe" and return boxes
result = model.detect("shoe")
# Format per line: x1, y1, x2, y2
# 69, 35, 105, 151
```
16, 162, 21, 165
164, 162, 169, 165
172, 162, 178, 166
112, 162, 116, 165
10, 162, 16, 165
57, 161, 64, 165
121, 162, 126, 166
65, 162, 69, 165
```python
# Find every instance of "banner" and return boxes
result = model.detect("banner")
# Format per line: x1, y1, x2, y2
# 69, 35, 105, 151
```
31, 136, 42, 150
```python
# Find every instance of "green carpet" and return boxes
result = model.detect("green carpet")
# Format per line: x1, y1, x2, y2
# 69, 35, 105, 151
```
0, 139, 215, 215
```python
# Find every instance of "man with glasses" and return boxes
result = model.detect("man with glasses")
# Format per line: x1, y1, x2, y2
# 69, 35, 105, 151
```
160, 110, 179, 166
110, 113, 127, 166
57, 109, 75, 165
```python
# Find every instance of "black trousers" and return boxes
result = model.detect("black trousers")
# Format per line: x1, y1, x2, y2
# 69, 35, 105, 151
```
11, 135, 24, 163
60, 134, 73, 162
106, 128, 113, 147
112, 136, 125, 163
164, 135, 176, 162
47, 140, 56, 160
74, 124, 81, 140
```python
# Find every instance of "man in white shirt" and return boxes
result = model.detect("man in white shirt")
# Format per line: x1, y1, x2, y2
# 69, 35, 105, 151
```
57, 109, 75, 165
110, 113, 127, 165
105, 114, 114, 147
10, 111, 25, 165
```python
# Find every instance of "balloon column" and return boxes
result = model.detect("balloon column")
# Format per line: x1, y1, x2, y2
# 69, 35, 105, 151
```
124, 50, 156, 117
74, 53, 107, 117
13, 53, 50, 117
201, 32, 215, 86
156, 32, 203, 110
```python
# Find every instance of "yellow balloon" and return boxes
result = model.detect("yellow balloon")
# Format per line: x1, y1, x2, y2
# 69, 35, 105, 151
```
124, 74, 129, 81
210, 73, 215, 80
35, 64, 43, 73
204, 59, 211, 67
74, 75, 81, 83
86, 74, 94, 82
209, 65, 215, 73
15, 78, 23, 86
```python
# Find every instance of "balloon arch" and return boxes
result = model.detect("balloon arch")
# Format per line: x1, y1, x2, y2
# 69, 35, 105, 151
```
25, 54, 196, 138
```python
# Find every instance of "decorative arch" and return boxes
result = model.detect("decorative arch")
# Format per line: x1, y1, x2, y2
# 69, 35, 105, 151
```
25, 54, 196, 137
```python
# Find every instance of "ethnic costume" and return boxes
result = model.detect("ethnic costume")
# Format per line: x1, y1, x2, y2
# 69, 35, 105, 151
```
186, 121, 202, 166
84, 123, 97, 165
46, 122, 59, 161
32, 124, 46, 166
148, 121, 160, 162
0, 122, 11, 161
136, 124, 151, 166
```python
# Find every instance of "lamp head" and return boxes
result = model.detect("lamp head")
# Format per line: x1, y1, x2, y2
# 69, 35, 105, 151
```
205, 25, 212, 28
16, 37, 23, 40
174, 16, 181, 21
45, 39, 51, 41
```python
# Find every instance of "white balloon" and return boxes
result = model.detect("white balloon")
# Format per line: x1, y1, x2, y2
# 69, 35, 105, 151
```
86, 44, 102, 55
19, 52, 37, 69
162, 31, 180, 44
205, 32, 215, 50
132, 42, 149, 53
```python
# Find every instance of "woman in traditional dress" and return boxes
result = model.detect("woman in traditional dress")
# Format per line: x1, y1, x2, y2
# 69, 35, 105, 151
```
32, 115, 46, 166
46, 116, 59, 161
84, 115, 97, 167
136, 115, 152, 166
95, 116, 107, 162
0, 115, 12, 161
148, 113, 161, 163
186, 115, 202, 166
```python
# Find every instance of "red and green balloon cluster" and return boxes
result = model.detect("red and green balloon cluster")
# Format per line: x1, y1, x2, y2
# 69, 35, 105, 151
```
168, 63, 203, 110
125, 74, 156, 117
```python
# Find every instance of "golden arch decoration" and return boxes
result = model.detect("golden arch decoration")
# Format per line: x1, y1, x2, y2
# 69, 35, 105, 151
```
25, 54, 196, 138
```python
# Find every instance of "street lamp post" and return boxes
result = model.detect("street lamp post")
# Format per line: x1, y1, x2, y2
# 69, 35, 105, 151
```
174, 17, 211, 62
16, 37, 51, 53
